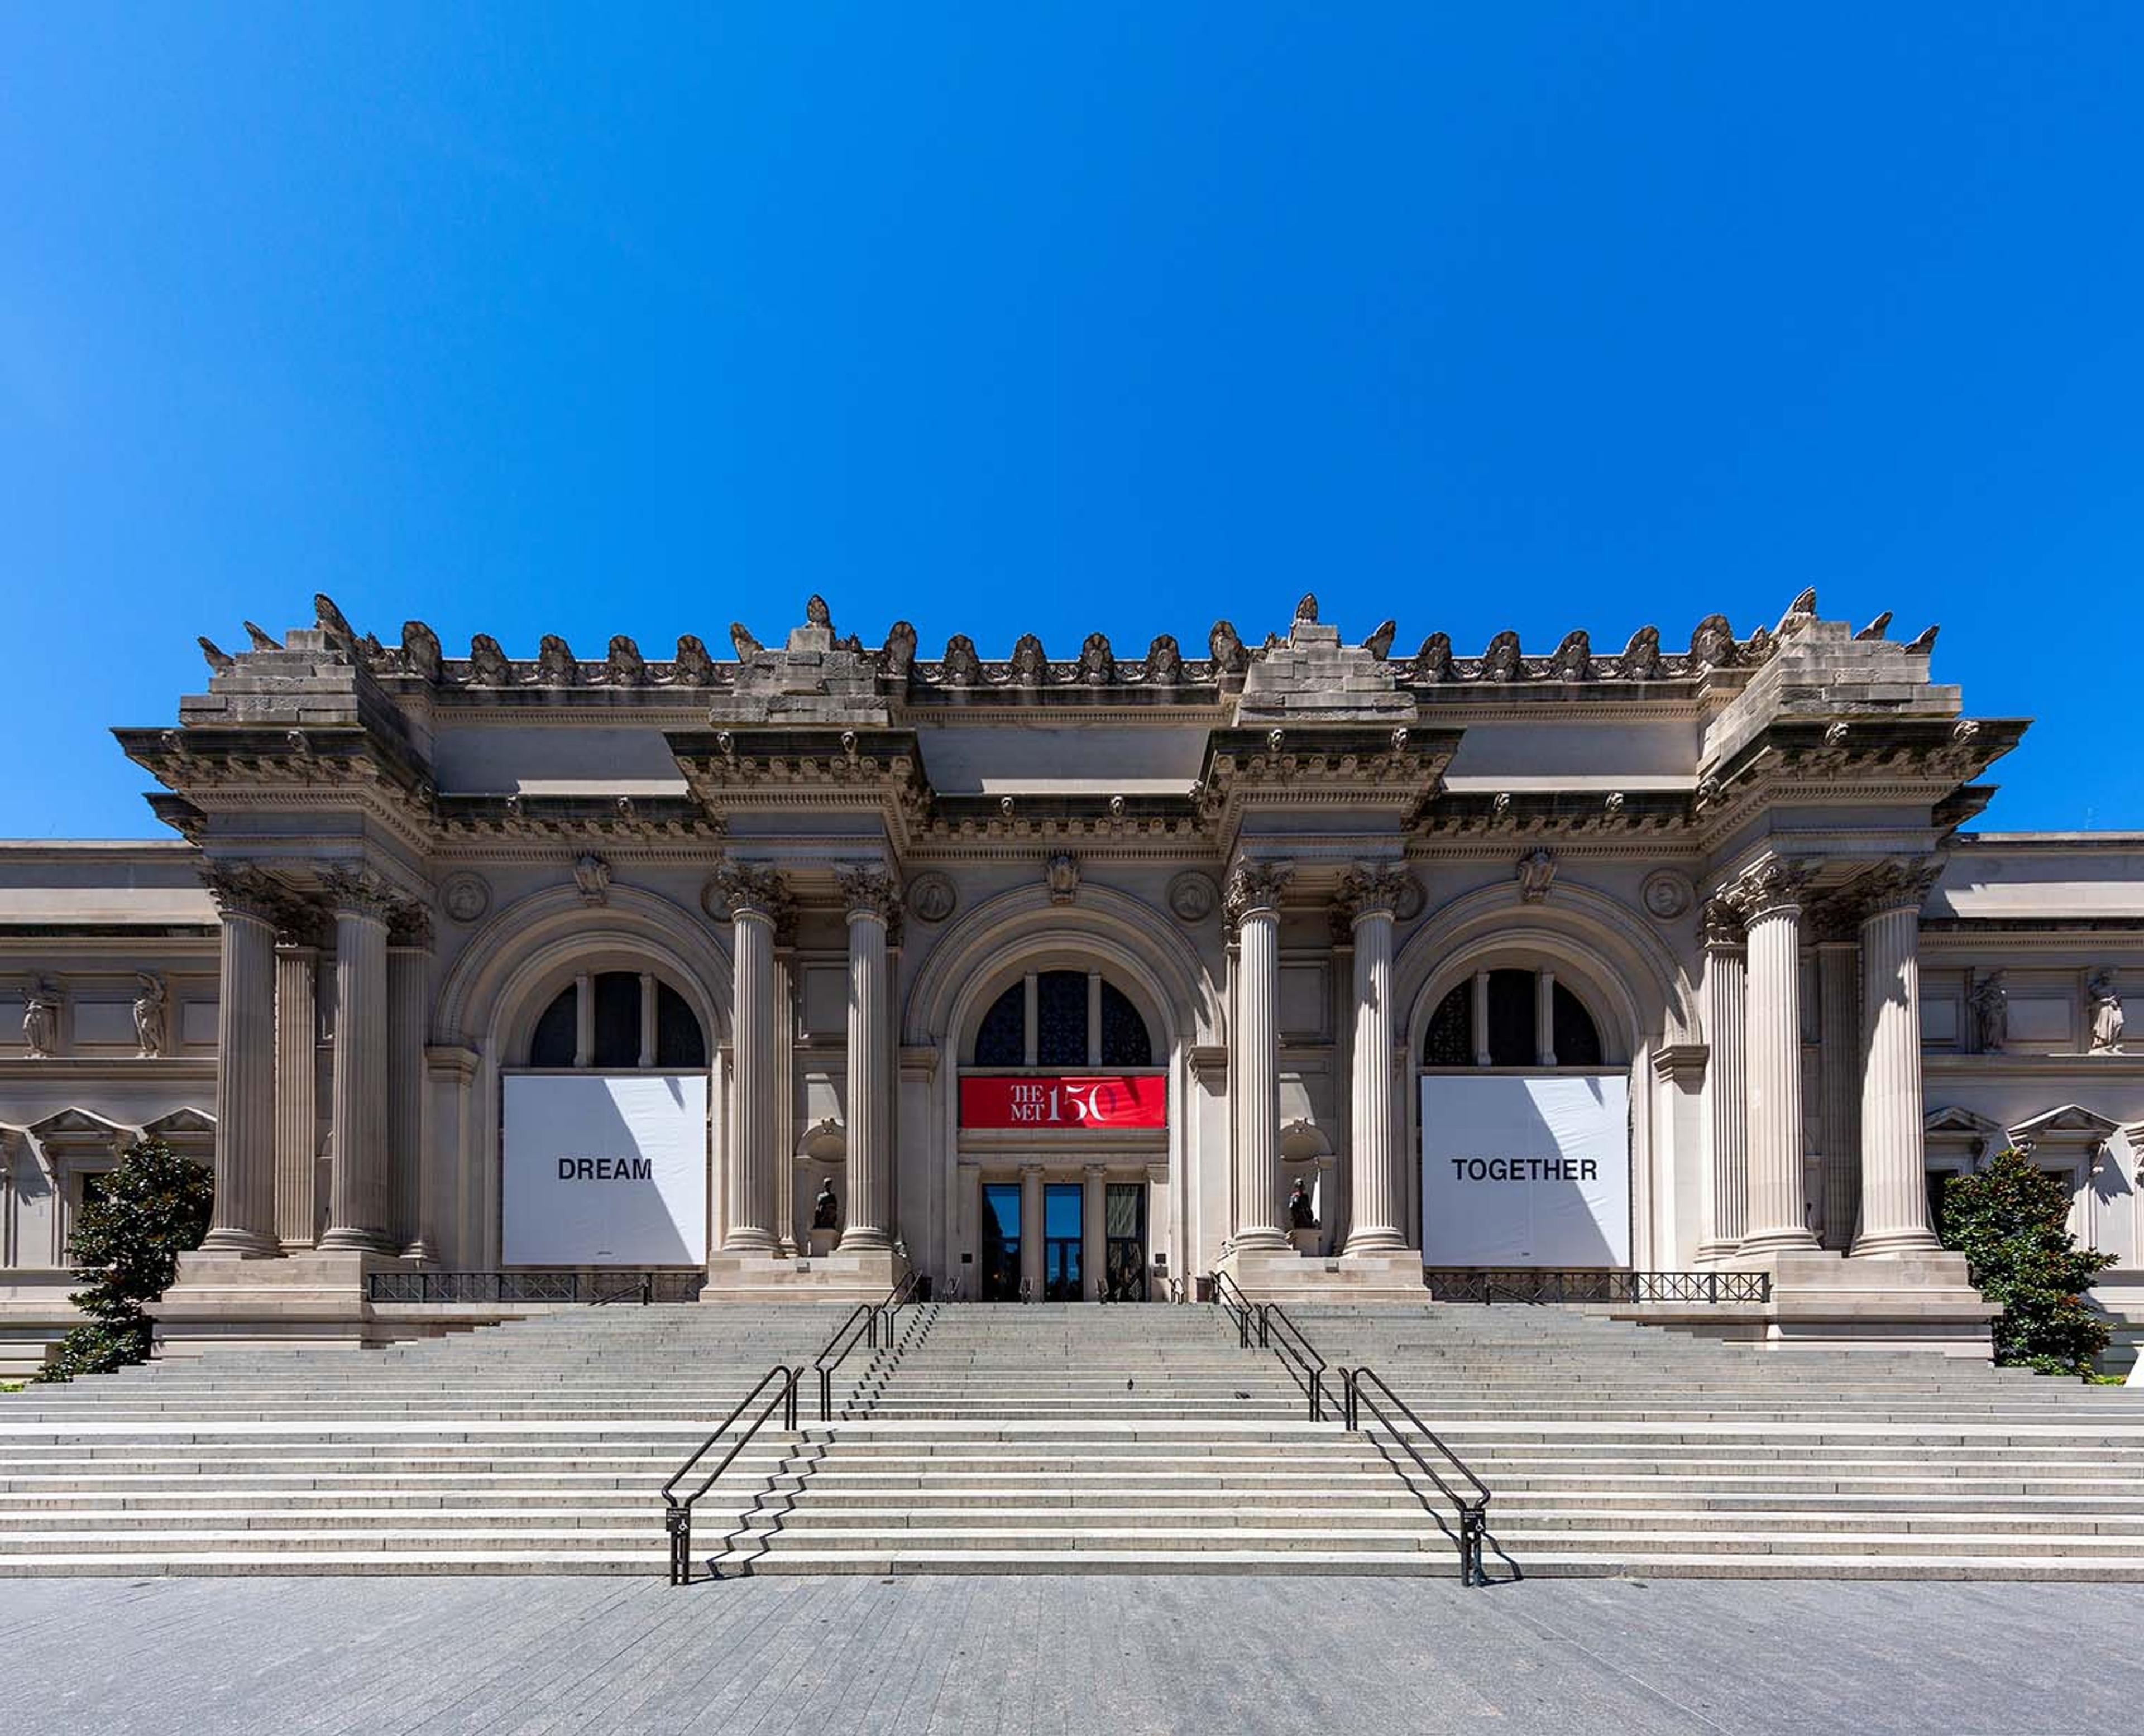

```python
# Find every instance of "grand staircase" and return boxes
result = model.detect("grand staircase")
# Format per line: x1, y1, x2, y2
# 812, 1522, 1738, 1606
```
2, 1298, 2140, 1579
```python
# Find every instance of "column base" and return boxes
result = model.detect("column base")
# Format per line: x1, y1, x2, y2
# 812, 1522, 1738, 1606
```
147, 1248, 410, 1355
1708, 1247, 1995, 1356
1736, 1228, 1822, 1257
1217, 1245, 1427, 1305
1848, 1229, 1945, 1259
197, 1228, 282, 1258
317, 1227, 398, 1255
702, 1246, 910, 1303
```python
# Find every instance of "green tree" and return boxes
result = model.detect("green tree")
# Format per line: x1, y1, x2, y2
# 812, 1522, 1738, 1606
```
1938, 1146, 2115, 1376
34, 1138, 214, 1383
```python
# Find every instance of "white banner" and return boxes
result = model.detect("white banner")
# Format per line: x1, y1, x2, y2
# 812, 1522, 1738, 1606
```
502, 1073, 707, 1265
1420, 1073, 1630, 1266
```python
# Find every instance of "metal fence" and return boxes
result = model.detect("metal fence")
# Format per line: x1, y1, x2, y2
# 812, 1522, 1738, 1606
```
366, 1270, 707, 1305
1423, 1268, 1770, 1305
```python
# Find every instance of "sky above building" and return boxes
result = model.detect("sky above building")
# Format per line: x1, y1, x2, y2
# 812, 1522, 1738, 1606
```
2, 5, 2140, 837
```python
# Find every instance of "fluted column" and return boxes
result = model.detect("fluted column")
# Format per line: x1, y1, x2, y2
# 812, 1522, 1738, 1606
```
1815, 909, 1862, 1250
272, 931, 321, 1248
1853, 861, 1945, 1257
200, 865, 284, 1255
1082, 1164, 1107, 1300
711, 863, 788, 1254
387, 908, 432, 1259
1226, 861, 1293, 1252
319, 867, 398, 1253
1020, 1163, 1045, 1298
838, 866, 899, 1254
1730, 860, 1820, 1255
1696, 899, 1748, 1263
1337, 864, 1407, 1254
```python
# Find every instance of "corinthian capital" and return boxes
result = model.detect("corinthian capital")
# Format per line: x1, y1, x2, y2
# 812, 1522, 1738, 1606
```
838, 865, 903, 939
1699, 896, 1746, 952
1721, 857, 1815, 923
199, 861, 288, 926
1849, 857, 1945, 920
707, 862, 792, 925
319, 865, 403, 924
1333, 863, 1411, 930
1223, 860, 1293, 927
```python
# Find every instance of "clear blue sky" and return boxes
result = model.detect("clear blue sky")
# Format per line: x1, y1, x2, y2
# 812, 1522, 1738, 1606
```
4, 6, 2140, 837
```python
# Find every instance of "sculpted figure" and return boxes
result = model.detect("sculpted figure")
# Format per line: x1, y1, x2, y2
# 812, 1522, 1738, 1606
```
197, 636, 233, 674
536, 634, 580, 684
1688, 613, 1738, 669
22, 977, 59, 1059
1517, 848, 1557, 903
468, 633, 514, 686
813, 1181, 841, 1231
401, 620, 443, 683
314, 593, 358, 649
1008, 633, 1049, 687
672, 634, 717, 685
2089, 971, 2124, 1053
605, 635, 646, 686
243, 620, 278, 652
1077, 632, 1116, 685
1854, 611, 1893, 642
1410, 632, 1454, 683
805, 594, 832, 630
1970, 971, 2009, 1053
1479, 630, 1523, 682
1207, 620, 1248, 676
1288, 1179, 1317, 1231
940, 634, 983, 685
1363, 618, 1396, 660
132, 973, 167, 1059
729, 622, 762, 660
1143, 634, 1183, 684
1293, 593, 1319, 624
1619, 625, 1665, 680
1547, 630, 1592, 681
1904, 624, 1939, 654
882, 620, 918, 679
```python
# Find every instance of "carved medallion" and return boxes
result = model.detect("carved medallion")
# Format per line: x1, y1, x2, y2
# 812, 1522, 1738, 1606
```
1641, 870, 1693, 922
440, 871, 491, 924
1167, 870, 1219, 924
907, 872, 957, 924
1391, 871, 1426, 923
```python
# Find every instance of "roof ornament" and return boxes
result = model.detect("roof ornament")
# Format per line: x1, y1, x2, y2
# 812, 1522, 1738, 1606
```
1688, 613, 1738, 669
535, 634, 579, 685
1207, 620, 1248, 676
1077, 632, 1115, 685
1143, 634, 1183, 684
1854, 611, 1893, 641
468, 634, 513, 687
314, 593, 358, 650
942, 634, 983, 685
1478, 630, 1523, 682
1547, 630, 1592, 681
883, 620, 918, 679
197, 636, 233, 673
1905, 624, 1939, 654
1363, 618, 1396, 660
729, 622, 762, 660
805, 594, 832, 630
1008, 633, 1048, 687
1619, 625, 1664, 680
606, 635, 646, 686
1778, 587, 1819, 634
401, 621, 442, 683
673, 634, 716, 685
1410, 632, 1454, 683
1293, 593, 1319, 624
243, 620, 278, 651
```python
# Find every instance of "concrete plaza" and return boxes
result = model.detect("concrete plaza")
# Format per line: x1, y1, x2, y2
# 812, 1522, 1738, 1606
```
1, 1574, 2124, 1734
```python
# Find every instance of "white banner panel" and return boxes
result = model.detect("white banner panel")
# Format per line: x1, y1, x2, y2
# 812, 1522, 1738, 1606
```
503, 1073, 707, 1265
1421, 1073, 1630, 1267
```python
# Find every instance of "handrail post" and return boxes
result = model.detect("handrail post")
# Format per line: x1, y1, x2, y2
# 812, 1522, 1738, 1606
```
1256, 1305, 1269, 1350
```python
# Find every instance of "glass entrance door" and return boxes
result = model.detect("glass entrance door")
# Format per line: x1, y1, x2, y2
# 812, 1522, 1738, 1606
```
979, 1182, 1022, 1301
1043, 1183, 1083, 1301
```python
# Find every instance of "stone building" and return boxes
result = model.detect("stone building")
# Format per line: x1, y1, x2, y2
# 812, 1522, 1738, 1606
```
2, 589, 2140, 1373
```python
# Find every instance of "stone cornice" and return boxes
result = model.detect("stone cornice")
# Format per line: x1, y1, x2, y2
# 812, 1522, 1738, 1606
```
1696, 716, 2028, 828
667, 727, 927, 843
432, 793, 724, 842
1414, 788, 1690, 839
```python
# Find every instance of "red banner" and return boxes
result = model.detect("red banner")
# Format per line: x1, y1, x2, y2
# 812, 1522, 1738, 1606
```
960, 1074, 1168, 1130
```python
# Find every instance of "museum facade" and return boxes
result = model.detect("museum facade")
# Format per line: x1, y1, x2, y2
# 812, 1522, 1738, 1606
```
3, 589, 2141, 1369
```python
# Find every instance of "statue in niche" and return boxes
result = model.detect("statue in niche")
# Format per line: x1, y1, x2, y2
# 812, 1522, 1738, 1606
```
132, 973, 168, 1059
813, 1181, 841, 1231
2089, 971, 2124, 1053
1970, 971, 2009, 1053
1288, 1179, 1317, 1231
22, 977, 60, 1059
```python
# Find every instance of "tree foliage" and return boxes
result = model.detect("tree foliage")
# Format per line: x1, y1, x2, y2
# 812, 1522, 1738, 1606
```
34, 1138, 214, 1383
1938, 1146, 2114, 1376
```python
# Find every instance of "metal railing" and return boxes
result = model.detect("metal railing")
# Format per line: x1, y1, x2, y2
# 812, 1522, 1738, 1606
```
1205, 1274, 1328, 1420
367, 1269, 706, 1305
1343, 1365, 1494, 1586
661, 1363, 800, 1586
813, 1302, 885, 1423
1424, 1269, 1771, 1306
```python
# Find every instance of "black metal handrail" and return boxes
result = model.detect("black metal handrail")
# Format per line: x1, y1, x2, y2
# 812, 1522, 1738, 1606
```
813, 1302, 883, 1423
879, 1269, 922, 1342
1343, 1365, 1494, 1586
661, 1363, 800, 1586
1210, 1270, 1256, 1348
1256, 1302, 1328, 1421
367, 1270, 706, 1305
1424, 1269, 1771, 1306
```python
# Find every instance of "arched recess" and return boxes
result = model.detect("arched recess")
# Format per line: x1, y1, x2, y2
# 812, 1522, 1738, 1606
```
428, 882, 735, 1268
902, 880, 1224, 1287
1394, 879, 1700, 1270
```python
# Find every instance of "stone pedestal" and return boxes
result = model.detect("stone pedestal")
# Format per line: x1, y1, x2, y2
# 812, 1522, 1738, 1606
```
702, 1245, 908, 1303
807, 1227, 839, 1258
1218, 1243, 1426, 1304
1720, 1246, 1995, 1355
148, 1248, 406, 1354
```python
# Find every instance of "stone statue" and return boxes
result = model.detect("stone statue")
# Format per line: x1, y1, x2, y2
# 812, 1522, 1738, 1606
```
1293, 594, 1319, 624
2089, 971, 2124, 1053
1854, 611, 1893, 642
535, 634, 579, 685
401, 621, 443, 683
1479, 630, 1523, 682
242, 620, 278, 652
882, 620, 918, 679
197, 636, 233, 674
1970, 971, 2009, 1053
1143, 634, 1183, 685
1619, 625, 1665, 680
1688, 613, 1738, 669
1008, 634, 1049, 687
941, 634, 983, 685
1904, 624, 1939, 654
1207, 620, 1248, 676
1547, 630, 1592, 681
672, 634, 717, 686
1076, 632, 1116, 685
813, 1181, 840, 1231
1288, 1179, 1316, 1231
1410, 632, 1454, 683
1363, 618, 1396, 661
22, 977, 59, 1059
805, 594, 832, 629
468, 634, 514, 686
314, 593, 359, 650
132, 973, 167, 1059
605, 635, 646, 686
729, 622, 762, 660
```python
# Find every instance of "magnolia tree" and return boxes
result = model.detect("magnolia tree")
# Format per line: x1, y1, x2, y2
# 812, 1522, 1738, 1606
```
35, 1138, 214, 1383
1938, 1146, 2114, 1377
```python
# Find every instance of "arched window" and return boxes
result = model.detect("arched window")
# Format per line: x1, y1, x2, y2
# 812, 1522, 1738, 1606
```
528, 971, 707, 1069
1422, 969, 1604, 1068
969, 970, 1155, 1067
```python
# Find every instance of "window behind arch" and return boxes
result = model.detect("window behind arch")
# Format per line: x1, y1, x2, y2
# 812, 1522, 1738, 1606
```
528, 972, 707, 1069
1422, 970, 1604, 1068
968, 970, 1155, 1067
